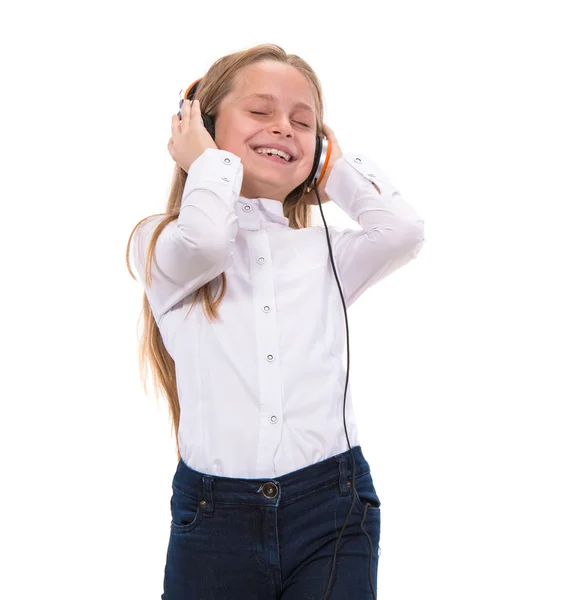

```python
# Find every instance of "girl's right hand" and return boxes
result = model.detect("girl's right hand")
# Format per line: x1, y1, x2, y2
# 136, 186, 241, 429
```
168, 99, 218, 173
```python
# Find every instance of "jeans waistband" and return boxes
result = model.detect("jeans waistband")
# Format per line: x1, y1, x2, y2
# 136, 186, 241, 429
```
171, 445, 370, 508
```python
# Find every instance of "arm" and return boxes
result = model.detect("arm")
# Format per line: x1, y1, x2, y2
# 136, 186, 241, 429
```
324, 153, 425, 308
132, 148, 243, 325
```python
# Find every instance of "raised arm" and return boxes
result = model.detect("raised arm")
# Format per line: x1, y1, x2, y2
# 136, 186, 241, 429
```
132, 148, 243, 325
325, 153, 425, 308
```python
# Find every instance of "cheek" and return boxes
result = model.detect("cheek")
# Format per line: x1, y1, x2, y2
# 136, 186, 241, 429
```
299, 140, 317, 170
214, 115, 252, 153
232, 127, 261, 158
215, 135, 247, 159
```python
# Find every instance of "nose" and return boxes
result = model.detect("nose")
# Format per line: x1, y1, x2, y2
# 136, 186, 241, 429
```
269, 115, 294, 138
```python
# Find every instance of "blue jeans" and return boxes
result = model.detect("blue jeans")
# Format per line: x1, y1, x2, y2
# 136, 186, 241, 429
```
161, 445, 381, 599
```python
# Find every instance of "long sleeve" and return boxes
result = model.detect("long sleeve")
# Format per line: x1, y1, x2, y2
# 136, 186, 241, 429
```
324, 152, 425, 308
132, 148, 243, 325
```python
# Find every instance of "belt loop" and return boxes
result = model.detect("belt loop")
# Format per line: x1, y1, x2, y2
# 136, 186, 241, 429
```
201, 475, 213, 517
337, 455, 349, 496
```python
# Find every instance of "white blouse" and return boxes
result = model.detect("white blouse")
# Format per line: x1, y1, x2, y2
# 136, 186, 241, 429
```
133, 148, 425, 478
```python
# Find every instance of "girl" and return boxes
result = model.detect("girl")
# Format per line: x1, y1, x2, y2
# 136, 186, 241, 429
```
126, 43, 424, 600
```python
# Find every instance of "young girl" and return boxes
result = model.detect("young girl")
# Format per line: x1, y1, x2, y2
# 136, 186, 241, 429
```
127, 43, 424, 600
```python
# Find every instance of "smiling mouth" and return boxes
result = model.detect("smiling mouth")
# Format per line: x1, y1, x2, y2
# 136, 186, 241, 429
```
253, 149, 295, 165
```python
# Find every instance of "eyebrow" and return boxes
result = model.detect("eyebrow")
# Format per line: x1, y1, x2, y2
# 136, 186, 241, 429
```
240, 93, 314, 113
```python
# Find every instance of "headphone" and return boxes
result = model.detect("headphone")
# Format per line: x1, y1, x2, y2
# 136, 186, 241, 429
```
178, 79, 377, 600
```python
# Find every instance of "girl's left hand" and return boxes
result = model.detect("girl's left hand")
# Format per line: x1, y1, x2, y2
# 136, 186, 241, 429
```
302, 122, 343, 206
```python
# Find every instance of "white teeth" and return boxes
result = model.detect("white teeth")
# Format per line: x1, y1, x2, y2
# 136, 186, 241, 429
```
255, 147, 291, 161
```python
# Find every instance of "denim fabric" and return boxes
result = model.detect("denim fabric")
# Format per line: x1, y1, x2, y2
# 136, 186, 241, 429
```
161, 445, 381, 599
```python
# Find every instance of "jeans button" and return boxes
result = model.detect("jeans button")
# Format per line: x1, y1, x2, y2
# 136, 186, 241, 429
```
262, 482, 278, 498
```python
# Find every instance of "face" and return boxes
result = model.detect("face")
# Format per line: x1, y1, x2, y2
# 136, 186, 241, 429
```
214, 60, 318, 202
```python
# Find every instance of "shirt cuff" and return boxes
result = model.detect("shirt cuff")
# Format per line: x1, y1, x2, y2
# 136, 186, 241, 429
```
181, 148, 244, 210
325, 152, 400, 219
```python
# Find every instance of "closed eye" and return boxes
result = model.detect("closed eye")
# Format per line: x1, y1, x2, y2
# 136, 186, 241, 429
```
250, 112, 310, 128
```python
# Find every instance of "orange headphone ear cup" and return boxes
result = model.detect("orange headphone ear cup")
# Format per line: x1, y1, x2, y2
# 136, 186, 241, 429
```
306, 135, 322, 191
320, 137, 332, 185
307, 135, 331, 192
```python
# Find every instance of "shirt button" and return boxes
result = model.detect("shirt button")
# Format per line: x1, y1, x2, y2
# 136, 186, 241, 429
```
243, 204, 251, 211
354, 157, 362, 164
263, 305, 271, 312
270, 415, 278, 423
266, 354, 274, 361
221, 176, 230, 182
257, 257, 265, 264
223, 157, 231, 164
367, 173, 376, 178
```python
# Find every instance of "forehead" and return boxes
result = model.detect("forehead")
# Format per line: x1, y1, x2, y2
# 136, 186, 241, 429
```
230, 61, 315, 113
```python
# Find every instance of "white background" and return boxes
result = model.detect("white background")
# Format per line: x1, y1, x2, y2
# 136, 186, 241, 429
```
2, 0, 560, 598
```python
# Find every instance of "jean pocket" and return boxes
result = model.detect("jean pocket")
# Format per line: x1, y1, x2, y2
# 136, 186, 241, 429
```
170, 483, 204, 534
348, 471, 381, 517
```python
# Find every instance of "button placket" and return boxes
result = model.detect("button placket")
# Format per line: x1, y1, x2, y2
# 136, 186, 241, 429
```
261, 265, 276, 418
251, 234, 282, 473
238, 200, 260, 229
260, 255, 271, 333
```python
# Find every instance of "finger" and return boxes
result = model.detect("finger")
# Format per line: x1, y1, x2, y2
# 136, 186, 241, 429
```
171, 113, 181, 137
189, 99, 203, 126
178, 98, 191, 123
173, 108, 187, 135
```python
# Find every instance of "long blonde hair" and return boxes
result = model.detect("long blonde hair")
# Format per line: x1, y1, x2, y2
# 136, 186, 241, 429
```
125, 43, 326, 462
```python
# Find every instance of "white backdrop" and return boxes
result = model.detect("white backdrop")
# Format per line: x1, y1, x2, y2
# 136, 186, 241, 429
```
2, 0, 560, 598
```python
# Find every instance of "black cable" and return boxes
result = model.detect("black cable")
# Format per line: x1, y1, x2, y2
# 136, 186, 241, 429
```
313, 180, 376, 600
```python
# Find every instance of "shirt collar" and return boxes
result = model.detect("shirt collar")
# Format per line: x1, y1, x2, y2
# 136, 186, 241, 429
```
238, 196, 289, 227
